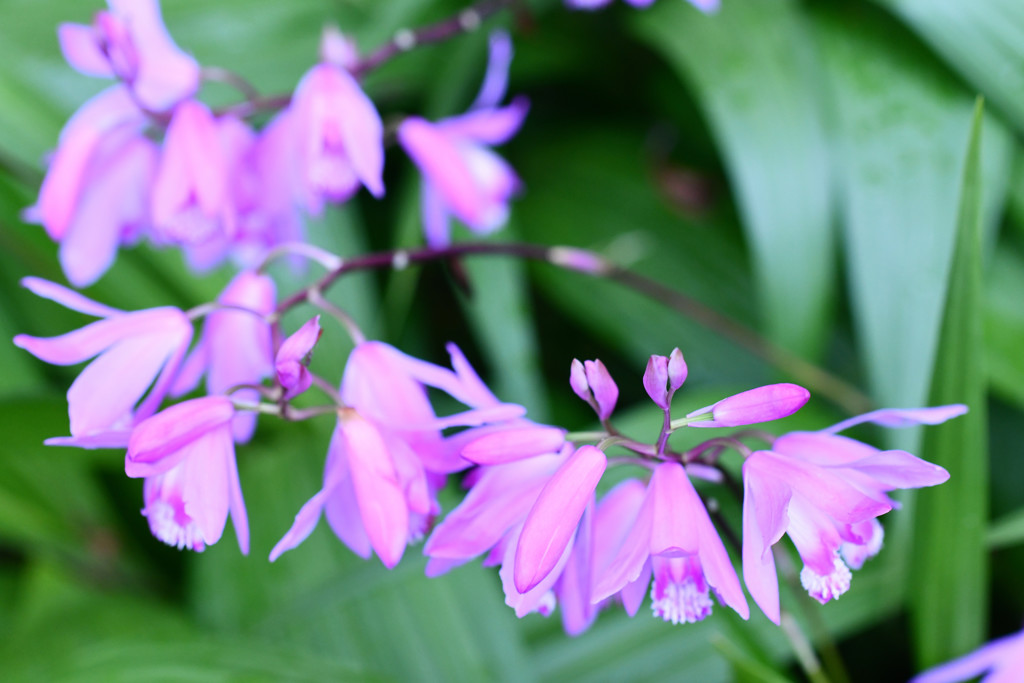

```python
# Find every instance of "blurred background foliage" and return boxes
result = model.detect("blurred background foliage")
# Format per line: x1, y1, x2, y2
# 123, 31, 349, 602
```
0, 0, 1022, 680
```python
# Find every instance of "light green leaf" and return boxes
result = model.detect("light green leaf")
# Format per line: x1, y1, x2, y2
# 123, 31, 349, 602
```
635, 0, 835, 359
811, 4, 1009, 432
909, 99, 989, 667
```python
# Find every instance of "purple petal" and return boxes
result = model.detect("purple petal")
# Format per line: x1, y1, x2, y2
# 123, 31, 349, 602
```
20, 276, 122, 318
276, 315, 322, 400
773, 432, 877, 466
269, 487, 329, 561
555, 503, 596, 636
848, 450, 950, 489
445, 342, 501, 407
592, 484, 654, 603
514, 445, 607, 593
46, 430, 131, 449
126, 396, 234, 475
643, 354, 670, 409
470, 30, 513, 110
226, 451, 249, 555
648, 463, 700, 556
688, 383, 810, 428
33, 86, 142, 240
501, 523, 571, 617
569, 359, 590, 404
58, 22, 114, 77
180, 429, 234, 546
910, 630, 1024, 683
110, 0, 200, 111
688, 488, 748, 619
823, 405, 968, 435
668, 348, 687, 391
334, 69, 385, 198
441, 98, 530, 146
460, 425, 566, 464
583, 360, 618, 421
420, 181, 452, 247
741, 455, 793, 625
322, 429, 373, 560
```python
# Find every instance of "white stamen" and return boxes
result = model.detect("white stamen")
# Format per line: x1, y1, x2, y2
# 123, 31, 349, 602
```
143, 500, 204, 551
651, 578, 713, 624
800, 555, 852, 604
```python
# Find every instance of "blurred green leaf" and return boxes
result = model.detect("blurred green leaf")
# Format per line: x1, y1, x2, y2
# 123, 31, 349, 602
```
909, 99, 989, 668
984, 248, 1024, 411
635, 0, 835, 359
811, 5, 1010, 423
988, 507, 1024, 550
876, 0, 1024, 137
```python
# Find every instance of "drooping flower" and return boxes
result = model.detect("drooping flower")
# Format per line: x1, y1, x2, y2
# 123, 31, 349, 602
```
592, 463, 749, 624
25, 86, 155, 287
170, 270, 275, 442
14, 277, 192, 443
741, 406, 964, 624
150, 100, 234, 247
125, 396, 248, 553
58, 0, 200, 112
397, 30, 529, 246
270, 342, 525, 567
910, 625, 1024, 683
289, 28, 384, 214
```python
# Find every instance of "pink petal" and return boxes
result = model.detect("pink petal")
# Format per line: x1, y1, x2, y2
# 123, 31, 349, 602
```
741, 454, 793, 624
501, 523, 572, 617
470, 30, 513, 110
20, 276, 122, 318
583, 360, 618, 422
643, 354, 670, 409
276, 315, 322, 400
180, 428, 234, 546
773, 432, 877, 466
126, 396, 234, 475
341, 412, 408, 568
334, 69, 385, 198
514, 445, 606, 593
441, 98, 530, 146
648, 463, 700, 556
269, 487, 330, 561
823, 405, 968, 435
460, 425, 566, 464
58, 22, 113, 76
911, 631, 1023, 683
847, 450, 950, 489
555, 503, 596, 636
591, 487, 654, 603
322, 429, 373, 560
420, 181, 452, 247
688, 383, 810, 428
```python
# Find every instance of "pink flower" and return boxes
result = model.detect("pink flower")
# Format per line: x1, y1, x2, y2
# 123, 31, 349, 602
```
270, 342, 525, 567
911, 626, 1024, 683
566, 0, 719, 12
58, 0, 200, 112
171, 270, 275, 443
592, 463, 749, 624
25, 86, 155, 287
126, 396, 248, 553
275, 316, 322, 400
741, 406, 963, 624
397, 31, 529, 246
289, 32, 384, 213
14, 277, 192, 442
150, 100, 234, 247
685, 383, 810, 428
570, 358, 618, 421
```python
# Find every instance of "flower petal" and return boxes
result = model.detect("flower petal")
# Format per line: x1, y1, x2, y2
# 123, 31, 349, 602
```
460, 425, 566, 464
688, 383, 809, 428
126, 396, 234, 475
823, 405, 968, 435
514, 445, 606, 593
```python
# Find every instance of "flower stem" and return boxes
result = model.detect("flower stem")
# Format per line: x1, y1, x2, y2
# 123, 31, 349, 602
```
276, 241, 872, 417
352, 0, 523, 77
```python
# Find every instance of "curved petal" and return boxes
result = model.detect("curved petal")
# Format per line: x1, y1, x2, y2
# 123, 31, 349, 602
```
648, 463, 700, 556
20, 276, 123, 318
910, 631, 1022, 683
741, 454, 793, 624
58, 22, 114, 77
470, 30, 513, 110
269, 487, 329, 561
823, 405, 968, 435
180, 428, 234, 546
514, 445, 606, 593
126, 396, 234, 474
460, 425, 566, 464
442, 97, 530, 145
335, 69, 385, 198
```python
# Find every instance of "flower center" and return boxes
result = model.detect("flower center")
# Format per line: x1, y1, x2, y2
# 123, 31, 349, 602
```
800, 554, 852, 604
650, 576, 714, 624
143, 498, 205, 551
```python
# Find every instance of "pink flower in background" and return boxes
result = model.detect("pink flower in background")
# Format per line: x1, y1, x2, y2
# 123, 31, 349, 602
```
171, 270, 275, 443
126, 396, 248, 553
150, 100, 234, 247
58, 0, 200, 112
14, 277, 192, 442
275, 316, 322, 400
911, 625, 1024, 683
25, 86, 154, 287
270, 342, 525, 567
741, 406, 963, 624
289, 30, 384, 214
592, 463, 749, 624
398, 30, 529, 246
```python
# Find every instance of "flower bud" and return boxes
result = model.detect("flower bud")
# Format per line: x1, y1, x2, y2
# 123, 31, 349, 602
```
569, 358, 618, 421
687, 383, 809, 428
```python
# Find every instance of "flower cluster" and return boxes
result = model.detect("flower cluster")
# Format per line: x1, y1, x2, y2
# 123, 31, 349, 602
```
27, 0, 529, 287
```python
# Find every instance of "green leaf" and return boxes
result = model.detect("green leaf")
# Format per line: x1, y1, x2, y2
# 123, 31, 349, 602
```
988, 507, 1024, 550
876, 0, 1024, 137
635, 0, 835, 359
984, 248, 1024, 411
810, 4, 1009, 434
909, 99, 989, 668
